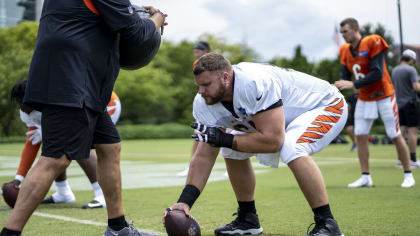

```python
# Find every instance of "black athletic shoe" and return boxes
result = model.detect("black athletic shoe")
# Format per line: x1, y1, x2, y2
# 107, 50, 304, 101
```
305, 216, 344, 236
41, 196, 55, 204
214, 209, 263, 235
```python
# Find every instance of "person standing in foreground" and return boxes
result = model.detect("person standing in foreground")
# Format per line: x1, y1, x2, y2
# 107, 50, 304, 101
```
3, 81, 121, 209
164, 52, 346, 236
0, 0, 167, 236
391, 49, 420, 168
178, 41, 211, 177
334, 18, 414, 188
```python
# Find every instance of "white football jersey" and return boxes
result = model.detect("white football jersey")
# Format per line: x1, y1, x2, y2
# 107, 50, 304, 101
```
193, 62, 336, 130
19, 110, 42, 127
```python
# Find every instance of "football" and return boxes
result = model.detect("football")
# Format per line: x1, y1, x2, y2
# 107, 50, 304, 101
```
119, 5, 161, 70
164, 209, 201, 236
1, 182, 20, 208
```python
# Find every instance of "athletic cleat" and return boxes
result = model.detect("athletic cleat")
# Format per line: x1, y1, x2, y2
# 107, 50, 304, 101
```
401, 176, 415, 188
395, 160, 420, 169
41, 192, 75, 204
410, 160, 420, 169
347, 176, 373, 188
103, 222, 155, 236
305, 216, 344, 236
214, 209, 263, 235
82, 199, 106, 209
395, 161, 403, 169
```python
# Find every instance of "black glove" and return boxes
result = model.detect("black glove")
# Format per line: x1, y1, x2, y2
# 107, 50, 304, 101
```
191, 123, 234, 148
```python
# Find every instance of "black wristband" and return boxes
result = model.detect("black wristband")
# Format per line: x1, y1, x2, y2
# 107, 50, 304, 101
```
221, 133, 234, 148
177, 184, 201, 209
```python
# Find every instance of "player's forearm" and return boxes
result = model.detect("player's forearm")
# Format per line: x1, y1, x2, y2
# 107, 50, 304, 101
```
353, 52, 384, 89
186, 150, 218, 191
233, 131, 284, 153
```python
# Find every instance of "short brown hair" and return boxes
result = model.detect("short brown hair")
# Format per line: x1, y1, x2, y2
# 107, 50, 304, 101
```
193, 52, 232, 76
340, 18, 359, 30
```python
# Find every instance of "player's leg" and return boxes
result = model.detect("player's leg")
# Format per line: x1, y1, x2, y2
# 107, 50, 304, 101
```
93, 110, 152, 235
404, 102, 420, 167
346, 125, 356, 151
95, 143, 123, 217
14, 134, 41, 185
407, 127, 420, 167
1, 135, 41, 204
214, 158, 262, 236
348, 100, 374, 188
282, 95, 346, 236
42, 170, 75, 204
378, 96, 414, 188
2, 155, 70, 233
78, 151, 106, 209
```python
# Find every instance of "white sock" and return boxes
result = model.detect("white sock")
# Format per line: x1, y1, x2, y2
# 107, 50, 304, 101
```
55, 180, 72, 196
91, 181, 104, 199
15, 175, 24, 183
404, 172, 413, 179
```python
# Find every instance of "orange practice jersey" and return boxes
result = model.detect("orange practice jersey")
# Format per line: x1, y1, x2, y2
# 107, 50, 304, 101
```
339, 34, 394, 101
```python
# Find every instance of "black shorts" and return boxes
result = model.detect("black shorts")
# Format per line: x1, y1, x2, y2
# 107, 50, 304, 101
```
41, 105, 120, 160
399, 102, 420, 127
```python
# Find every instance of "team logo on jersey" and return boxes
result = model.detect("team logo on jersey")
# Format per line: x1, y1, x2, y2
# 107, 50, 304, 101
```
238, 107, 247, 116
128, 6, 134, 14
359, 50, 368, 57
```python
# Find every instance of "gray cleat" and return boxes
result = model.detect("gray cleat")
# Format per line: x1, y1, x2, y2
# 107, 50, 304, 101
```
103, 222, 156, 236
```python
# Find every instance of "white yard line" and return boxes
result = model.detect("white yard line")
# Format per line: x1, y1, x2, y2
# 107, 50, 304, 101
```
33, 212, 166, 235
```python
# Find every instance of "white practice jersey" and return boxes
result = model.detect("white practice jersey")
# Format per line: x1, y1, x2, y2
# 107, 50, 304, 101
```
193, 62, 337, 131
19, 110, 42, 127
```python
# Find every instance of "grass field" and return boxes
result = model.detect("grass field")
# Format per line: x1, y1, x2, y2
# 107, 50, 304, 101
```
0, 139, 419, 235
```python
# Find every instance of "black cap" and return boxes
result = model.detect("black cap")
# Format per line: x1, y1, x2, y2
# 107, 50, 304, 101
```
194, 41, 210, 51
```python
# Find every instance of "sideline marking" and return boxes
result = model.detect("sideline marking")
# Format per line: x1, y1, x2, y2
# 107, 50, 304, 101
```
33, 212, 166, 235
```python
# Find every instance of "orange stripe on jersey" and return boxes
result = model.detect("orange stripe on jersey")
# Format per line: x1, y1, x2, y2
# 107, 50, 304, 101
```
324, 99, 344, 115
391, 95, 400, 132
297, 98, 343, 143
307, 122, 332, 133
297, 137, 315, 143
300, 132, 323, 139
83, 0, 99, 15
314, 115, 340, 123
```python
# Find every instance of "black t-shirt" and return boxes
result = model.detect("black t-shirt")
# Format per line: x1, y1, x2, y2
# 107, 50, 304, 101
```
24, 0, 156, 112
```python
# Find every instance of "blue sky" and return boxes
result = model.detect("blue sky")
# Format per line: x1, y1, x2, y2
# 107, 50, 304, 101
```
134, 0, 420, 62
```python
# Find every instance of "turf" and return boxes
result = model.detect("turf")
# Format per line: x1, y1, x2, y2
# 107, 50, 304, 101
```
0, 139, 419, 235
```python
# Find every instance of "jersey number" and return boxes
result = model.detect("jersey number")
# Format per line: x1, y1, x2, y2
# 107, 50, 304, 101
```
352, 64, 365, 80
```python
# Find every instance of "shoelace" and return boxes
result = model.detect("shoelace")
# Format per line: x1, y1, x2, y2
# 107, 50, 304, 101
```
127, 221, 142, 236
306, 221, 325, 235
306, 223, 315, 234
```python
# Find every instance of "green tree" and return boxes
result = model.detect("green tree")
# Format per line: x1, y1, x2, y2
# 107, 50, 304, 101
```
114, 66, 175, 124
269, 45, 314, 75
360, 23, 398, 69
0, 22, 38, 136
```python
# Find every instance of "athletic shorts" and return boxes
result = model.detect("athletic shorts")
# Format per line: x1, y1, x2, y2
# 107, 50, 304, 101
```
354, 95, 401, 139
41, 105, 120, 160
399, 101, 420, 127
221, 89, 348, 167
